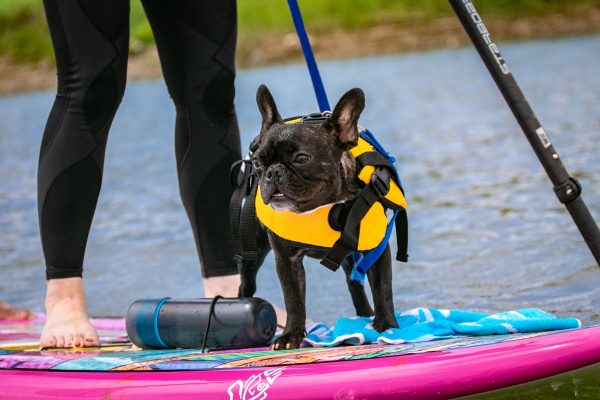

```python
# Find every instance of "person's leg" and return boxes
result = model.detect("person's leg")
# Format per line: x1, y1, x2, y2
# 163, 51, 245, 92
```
141, 0, 242, 295
39, 0, 129, 348
203, 274, 241, 298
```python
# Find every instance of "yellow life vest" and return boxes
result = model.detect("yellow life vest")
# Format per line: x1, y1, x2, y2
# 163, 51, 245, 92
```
230, 113, 408, 281
255, 135, 406, 252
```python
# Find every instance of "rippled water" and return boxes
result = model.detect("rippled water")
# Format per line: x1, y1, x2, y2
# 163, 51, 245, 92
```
1, 34, 599, 325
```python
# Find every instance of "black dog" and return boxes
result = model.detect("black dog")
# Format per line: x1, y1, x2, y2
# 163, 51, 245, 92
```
238, 85, 398, 350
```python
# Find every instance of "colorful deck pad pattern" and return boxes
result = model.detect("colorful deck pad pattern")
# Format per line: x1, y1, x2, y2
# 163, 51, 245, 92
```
0, 316, 572, 372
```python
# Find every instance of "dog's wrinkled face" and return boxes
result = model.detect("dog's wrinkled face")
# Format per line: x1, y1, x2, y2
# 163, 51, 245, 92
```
253, 85, 365, 213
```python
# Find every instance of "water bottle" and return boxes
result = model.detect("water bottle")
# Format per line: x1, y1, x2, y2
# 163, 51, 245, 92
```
126, 297, 277, 350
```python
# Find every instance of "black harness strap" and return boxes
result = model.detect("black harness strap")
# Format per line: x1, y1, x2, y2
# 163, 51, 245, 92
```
355, 151, 395, 170
229, 160, 249, 264
395, 209, 409, 262
321, 167, 392, 271
238, 181, 259, 262
229, 158, 260, 268
357, 150, 409, 262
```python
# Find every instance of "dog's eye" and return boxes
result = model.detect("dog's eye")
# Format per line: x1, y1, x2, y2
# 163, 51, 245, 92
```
252, 158, 263, 169
293, 153, 311, 165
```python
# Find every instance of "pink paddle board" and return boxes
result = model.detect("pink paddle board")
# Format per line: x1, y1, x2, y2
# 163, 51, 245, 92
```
1, 316, 599, 399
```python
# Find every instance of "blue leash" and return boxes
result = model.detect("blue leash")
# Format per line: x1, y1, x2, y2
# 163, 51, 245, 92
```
286, 2, 407, 282
287, 0, 331, 112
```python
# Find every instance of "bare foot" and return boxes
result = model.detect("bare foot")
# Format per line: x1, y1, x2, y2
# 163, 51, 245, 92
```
0, 301, 34, 320
40, 278, 99, 349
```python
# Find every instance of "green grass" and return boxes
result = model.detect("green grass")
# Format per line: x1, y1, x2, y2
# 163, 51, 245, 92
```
0, 0, 53, 63
240, 0, 600, 33
1, 0, 600, 64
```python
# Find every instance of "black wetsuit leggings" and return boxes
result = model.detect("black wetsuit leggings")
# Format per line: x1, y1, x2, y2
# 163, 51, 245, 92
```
39, 0, 241, 280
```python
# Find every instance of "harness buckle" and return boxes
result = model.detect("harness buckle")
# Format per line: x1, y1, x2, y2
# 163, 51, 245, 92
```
301, 111, 332, 125
370, 167, 391, 198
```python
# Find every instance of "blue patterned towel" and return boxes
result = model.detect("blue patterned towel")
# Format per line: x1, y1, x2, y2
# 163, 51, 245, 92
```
303, 308, 581, 347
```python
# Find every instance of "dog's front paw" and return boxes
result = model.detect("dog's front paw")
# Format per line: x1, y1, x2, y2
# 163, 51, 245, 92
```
372, 315, 398, 333
271, 331, 305, 350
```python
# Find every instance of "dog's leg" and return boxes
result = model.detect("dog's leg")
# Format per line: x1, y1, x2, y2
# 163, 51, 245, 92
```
269, 235, 306, 350
341, 257, 374, 317
238, 228, 271, 298
238, 260, 259, 298
367, 245, 398, 332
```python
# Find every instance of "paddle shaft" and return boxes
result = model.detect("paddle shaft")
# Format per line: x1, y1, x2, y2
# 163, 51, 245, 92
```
448, 0, 600, 266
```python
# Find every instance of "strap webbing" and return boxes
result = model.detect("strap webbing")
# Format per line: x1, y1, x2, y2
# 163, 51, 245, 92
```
355, 151, 394, 170
229, 160, 249, 262
229, 160, 260, 266
321, 169, 391, 270
239, 183, 259, 261
287, 0, 330, 112
395, 210, 409, 262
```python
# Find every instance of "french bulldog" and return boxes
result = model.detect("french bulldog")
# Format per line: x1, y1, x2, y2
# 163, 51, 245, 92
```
238, 84, 398, 350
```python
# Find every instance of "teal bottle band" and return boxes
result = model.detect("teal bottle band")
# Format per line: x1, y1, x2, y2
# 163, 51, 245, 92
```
134, 297, 171, 348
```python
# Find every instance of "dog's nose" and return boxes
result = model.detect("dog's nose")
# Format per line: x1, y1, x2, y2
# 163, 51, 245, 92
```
266, 165, 284, 182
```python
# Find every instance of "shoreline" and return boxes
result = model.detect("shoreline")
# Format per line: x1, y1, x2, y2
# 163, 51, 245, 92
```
1, 8, 599, 96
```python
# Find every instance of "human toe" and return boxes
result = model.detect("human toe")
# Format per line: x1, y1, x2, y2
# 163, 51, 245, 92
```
40, 335, 57, 349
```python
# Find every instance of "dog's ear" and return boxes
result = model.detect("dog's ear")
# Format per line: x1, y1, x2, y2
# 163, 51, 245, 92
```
257, 84, 283, 140
328, 88, 365, 149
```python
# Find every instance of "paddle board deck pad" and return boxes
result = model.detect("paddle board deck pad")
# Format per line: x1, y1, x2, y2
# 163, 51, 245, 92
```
1, 316, 600, 399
